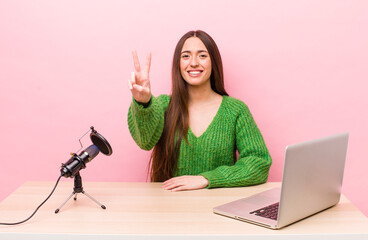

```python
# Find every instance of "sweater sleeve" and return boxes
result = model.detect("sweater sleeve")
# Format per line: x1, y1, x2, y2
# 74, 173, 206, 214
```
200, 104, 272, 188
127, 95, 170, 150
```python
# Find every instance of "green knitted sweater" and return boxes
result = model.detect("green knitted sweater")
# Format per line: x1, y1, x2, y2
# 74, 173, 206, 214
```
128, 94, 272, 188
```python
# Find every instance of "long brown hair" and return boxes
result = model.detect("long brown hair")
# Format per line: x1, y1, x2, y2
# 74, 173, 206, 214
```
150, 30, 228, 182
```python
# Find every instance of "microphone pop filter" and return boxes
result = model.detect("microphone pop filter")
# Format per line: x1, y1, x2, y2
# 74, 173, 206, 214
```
90, 130, 113, 156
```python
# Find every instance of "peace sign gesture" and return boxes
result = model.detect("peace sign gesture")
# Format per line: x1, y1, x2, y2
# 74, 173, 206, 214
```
128, 50, 152, 104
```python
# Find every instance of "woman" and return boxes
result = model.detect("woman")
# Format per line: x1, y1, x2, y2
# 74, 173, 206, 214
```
128, 30, 272, 191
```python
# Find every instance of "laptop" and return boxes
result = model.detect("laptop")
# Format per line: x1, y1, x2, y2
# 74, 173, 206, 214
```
213, 132, 349, 229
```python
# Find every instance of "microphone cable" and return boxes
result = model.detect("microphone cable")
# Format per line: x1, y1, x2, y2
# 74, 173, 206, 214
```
0, 175, 62, 225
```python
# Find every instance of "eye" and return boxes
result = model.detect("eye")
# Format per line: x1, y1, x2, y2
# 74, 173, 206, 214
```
181, 54, 190, 59
199, 54, 208, 59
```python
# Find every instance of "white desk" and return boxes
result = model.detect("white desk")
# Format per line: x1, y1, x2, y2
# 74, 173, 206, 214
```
0, 181, 367, 239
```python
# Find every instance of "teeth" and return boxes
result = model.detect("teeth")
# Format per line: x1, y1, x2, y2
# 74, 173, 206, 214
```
189, 71, 201, 74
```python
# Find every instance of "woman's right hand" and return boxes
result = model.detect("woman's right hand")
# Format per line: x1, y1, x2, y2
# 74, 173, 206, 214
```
128, 50, 152, 104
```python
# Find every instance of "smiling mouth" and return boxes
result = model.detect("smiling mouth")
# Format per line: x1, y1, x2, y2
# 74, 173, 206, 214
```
187, 70, 203, 76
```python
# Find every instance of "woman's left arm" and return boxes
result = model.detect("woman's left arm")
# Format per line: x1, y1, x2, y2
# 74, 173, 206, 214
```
162, 103, 272, 191
200, 105, 272, 188
162, 175, 209, 191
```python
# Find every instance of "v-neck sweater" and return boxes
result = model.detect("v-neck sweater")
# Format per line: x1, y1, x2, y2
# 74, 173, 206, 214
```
128, 94, 272, 188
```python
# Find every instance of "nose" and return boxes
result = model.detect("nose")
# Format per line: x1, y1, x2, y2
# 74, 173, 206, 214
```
190, 56, 199, 67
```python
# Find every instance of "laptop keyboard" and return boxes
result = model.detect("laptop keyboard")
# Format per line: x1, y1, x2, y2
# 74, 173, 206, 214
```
250, 202, 279, 220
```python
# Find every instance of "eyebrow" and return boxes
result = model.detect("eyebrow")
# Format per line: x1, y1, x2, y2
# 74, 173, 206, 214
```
181, 50, 208, 54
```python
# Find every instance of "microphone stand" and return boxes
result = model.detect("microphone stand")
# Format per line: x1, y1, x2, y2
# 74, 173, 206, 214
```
55, 172, 106, 213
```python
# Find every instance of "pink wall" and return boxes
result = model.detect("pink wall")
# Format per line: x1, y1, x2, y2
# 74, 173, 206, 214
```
1, 0, 367, 216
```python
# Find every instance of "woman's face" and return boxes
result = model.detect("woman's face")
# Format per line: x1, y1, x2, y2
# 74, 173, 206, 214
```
180, 37, 212, 87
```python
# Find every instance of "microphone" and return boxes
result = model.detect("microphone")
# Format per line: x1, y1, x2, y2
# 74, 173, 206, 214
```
0, 126, 113, 225
60, 145, 99, 177
60, 126, 112, 178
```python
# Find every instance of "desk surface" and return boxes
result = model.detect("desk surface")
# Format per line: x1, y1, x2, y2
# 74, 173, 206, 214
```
0, 181, 367, 239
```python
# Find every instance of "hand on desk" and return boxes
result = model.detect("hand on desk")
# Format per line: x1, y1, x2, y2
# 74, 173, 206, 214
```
162, 175, 209, 191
